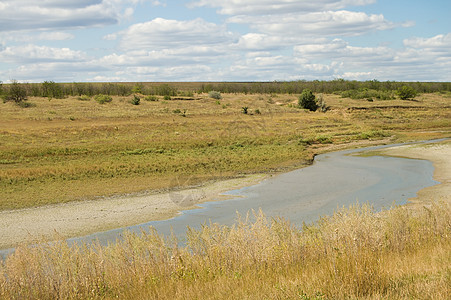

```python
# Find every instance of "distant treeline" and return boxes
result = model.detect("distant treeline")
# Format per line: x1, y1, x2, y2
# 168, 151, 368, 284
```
1, 80, 450, 98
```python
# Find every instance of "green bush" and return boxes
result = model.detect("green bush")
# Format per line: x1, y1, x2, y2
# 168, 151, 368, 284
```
397, 85, 417, 100
3, 80, 28, 104
131, 83, 143, 94
77, 95, 91, 101
130, 95, 140, 105
145, 95, 158, 101
208, 91, 222, 100
42, 81, 64, 99
94, 94, 112, 104
298, 89, 318, 111
164, 95, 171, 100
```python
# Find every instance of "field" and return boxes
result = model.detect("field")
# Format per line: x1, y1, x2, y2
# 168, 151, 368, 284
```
0, 83, 450, 299
1, 90, 450, 210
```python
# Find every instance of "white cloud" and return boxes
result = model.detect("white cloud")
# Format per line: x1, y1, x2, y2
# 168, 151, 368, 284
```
117, 18, 236, 51
0, 44, 86, 63
38, 32, 75, 41
0, 0, 121, 31
189, 0, 376, 15
229, 11, 396, 37
403, 33, 451, 51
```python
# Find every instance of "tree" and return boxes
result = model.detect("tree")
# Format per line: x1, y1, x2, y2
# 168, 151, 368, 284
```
298, 89, 318, 111
4, 80, 27, 104
397, 85, 417, 100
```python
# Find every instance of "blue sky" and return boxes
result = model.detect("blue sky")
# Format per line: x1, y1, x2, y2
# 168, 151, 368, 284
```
0, 0, 449, 83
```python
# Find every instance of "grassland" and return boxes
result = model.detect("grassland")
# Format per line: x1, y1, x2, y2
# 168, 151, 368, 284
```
1, 92, 450, 210
0, 85, 450, 299
1, 202, 449, 299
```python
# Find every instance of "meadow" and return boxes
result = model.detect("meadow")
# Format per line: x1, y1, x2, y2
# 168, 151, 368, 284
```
1, 86, 450, 210
0, 81, 450, 299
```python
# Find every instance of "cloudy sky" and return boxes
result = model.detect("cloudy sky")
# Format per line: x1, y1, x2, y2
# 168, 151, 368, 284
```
0, 0, 450, 83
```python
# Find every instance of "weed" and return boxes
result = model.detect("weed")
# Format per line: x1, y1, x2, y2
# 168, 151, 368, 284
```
0, 202, 449, 299
77, 95, 91, 101
209, 91, 222, 100
145, 95, 159, 101
94, 94, 113, 104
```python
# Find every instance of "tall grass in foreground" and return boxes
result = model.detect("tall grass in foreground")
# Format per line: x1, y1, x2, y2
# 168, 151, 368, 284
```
1, 202, 450, 299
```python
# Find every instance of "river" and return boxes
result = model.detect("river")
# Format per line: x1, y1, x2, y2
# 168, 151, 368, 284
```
65, 141, 439, 247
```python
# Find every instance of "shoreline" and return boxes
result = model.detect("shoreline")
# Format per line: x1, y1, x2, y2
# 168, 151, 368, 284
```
1, 139, 449, 250
0, 174, 268, 250
377, 140, 450, 207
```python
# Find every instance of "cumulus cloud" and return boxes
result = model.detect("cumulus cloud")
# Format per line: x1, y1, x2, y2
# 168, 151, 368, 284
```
403, 33, 451, 52
0, 0, 120, 31
117, 18, 236, 51
0, 44, 87, 63
189, 0, 376, 15
229, 10, 396, 37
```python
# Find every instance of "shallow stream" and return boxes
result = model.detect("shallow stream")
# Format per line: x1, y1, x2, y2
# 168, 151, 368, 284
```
67, 141, 439, 247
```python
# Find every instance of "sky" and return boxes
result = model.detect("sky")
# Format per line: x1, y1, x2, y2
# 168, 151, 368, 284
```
0, 0, 450, 83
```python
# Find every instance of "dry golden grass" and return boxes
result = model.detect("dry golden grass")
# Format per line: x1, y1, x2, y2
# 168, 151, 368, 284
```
1, 201, 449, 299
1, 93, 450, 210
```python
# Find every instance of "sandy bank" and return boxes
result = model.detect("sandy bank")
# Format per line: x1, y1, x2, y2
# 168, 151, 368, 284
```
0, 174, 267, 249
378, 140, 450, 206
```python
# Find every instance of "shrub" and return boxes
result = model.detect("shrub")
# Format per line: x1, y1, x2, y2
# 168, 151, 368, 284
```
42, 81, 64, 99
163, 95, 171, 101
77, 95, 91, 101
209, 91, 222, 100
298, 89, 318, 111
94, 94, 112, 104
3, 80, 28, 104
241, 106, 249, 114
397, 85, 417, 100
317, 94, 330, 112
130, 95, 140, 105
145, 95, 158, 101
131, 83, 143, 94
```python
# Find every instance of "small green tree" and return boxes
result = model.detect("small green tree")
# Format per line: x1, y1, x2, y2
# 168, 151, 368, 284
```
298, 89, 318, 111
131, 83, 143, 94
42, 81, 63, 99
397, 85, 417, 100
130, 94, 140, 105
3, 80, 28, 104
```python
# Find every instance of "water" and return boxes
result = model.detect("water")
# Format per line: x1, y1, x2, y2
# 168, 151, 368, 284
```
66, 141, 439, 247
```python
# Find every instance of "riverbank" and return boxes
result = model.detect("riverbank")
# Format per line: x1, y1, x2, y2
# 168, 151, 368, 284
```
378, 140, 450, 206
0, 174, 267, 249
1, 139, 449, 250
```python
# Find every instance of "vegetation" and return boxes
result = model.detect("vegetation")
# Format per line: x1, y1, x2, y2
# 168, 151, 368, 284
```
94, 94, 113, 104
0, 80, 449, 100
208, 91, 222, 100
1, 201, 449, 299
0, 80, 450, 298
397, 85, 418, 100
2, 80, 28, 104
298, 89, 318, 111
0, 89, 449, 210
130, 94, 141, 105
